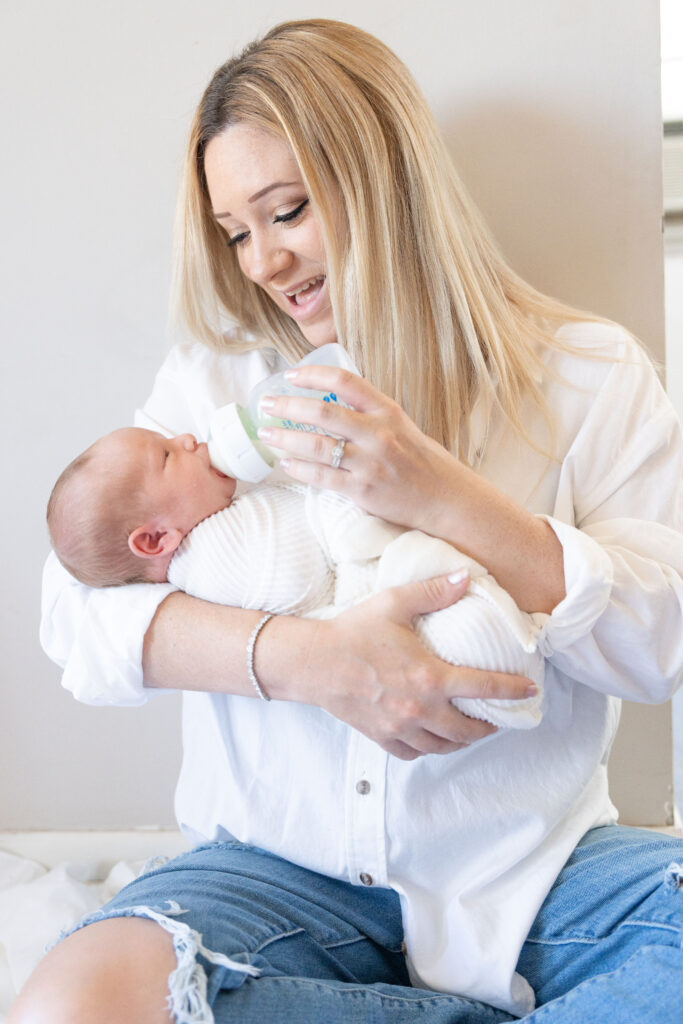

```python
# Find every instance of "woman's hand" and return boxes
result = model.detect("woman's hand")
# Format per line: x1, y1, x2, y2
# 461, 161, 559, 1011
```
258, 364, 458, 533
265, 572, 538, 761
258, 363, 566, 614
143, 577, 536, 759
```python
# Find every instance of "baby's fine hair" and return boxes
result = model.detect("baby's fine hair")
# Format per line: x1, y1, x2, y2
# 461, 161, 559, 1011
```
47, 444, 150, 588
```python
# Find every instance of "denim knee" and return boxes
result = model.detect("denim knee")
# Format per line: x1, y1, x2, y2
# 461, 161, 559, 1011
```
55, 840, 408, 1023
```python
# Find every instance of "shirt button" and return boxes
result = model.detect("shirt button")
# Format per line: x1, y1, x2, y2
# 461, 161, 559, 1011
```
356, 780, 371, 795
359, 872, 374, 886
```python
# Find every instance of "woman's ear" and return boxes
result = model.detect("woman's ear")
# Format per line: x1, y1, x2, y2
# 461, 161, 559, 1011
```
128, 524, 184, 560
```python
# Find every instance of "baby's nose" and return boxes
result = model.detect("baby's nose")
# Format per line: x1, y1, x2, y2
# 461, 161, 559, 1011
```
175, 433, 198, 451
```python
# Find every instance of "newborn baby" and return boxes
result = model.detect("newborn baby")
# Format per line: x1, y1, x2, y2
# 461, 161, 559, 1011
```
47, 427, 545, 728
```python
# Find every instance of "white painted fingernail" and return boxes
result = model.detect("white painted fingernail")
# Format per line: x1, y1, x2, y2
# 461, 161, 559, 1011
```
448, 569, 469, 585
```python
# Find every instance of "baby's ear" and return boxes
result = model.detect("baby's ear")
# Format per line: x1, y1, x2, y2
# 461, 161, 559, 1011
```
128, 525, 184, 560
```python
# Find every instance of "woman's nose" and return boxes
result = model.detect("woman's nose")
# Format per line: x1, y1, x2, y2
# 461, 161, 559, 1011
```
244, 236, 292, 285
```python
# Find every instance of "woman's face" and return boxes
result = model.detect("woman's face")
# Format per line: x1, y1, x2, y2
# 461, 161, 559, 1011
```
204, 124, 338, 349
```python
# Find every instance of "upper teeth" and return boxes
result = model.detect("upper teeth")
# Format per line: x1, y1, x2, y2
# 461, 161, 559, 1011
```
286, 277, 323, 297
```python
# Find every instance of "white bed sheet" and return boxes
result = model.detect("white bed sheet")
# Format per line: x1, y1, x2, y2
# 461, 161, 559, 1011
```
0, 850, 142, 1020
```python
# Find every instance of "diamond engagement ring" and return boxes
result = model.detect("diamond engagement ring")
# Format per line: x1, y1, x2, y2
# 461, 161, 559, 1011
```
331, 439, 346, 469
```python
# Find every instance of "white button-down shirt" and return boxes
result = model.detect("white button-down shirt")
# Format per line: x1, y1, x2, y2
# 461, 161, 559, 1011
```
41, 322, 683, 1015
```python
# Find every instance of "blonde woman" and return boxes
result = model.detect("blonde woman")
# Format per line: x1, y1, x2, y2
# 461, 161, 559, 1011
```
17, 19, 683, 1024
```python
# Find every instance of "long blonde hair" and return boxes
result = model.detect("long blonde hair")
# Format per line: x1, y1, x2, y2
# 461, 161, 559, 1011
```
173, 18, 595, 457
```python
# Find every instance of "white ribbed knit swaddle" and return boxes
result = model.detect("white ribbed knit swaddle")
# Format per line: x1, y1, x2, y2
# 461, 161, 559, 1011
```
169, 483, 544, 728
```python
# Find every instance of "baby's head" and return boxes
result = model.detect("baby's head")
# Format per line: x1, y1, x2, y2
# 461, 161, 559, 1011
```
47, 428, 237, 587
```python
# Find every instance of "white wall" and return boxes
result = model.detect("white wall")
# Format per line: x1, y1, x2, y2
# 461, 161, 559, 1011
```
665, 223, 683, 814
662, 0, 683, 815
0, 0, 665, 828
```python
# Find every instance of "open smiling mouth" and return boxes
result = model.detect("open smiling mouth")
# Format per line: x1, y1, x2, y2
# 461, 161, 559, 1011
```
284, 276, 325, 307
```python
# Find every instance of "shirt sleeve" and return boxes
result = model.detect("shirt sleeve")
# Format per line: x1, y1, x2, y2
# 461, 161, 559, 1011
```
40, 552, 177, 705
39, 341, 282, 706
535, 338, 683, 703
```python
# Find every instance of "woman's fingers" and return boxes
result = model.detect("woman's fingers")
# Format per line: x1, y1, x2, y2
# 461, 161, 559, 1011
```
257, 363, 462, 535
283, 364, 382, 413
382, 739, 424, 761
379, 576, 538, 702
346, 688, 498, 760
260, 365, 404, 448
259, 422, 354, 470
449, 666, 538, 703
382, 572, 470, 620
305, 575, 537, 759
404, 716, 496, 751
260, 393, 363, 445
382, 734, 468, 761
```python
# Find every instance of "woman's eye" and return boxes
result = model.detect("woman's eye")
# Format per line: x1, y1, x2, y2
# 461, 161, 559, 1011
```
227, 230, 249, 249
225, 199, 308, 248
273, 199, 309, 225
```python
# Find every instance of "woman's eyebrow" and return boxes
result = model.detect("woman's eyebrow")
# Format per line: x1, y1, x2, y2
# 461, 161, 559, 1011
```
213, 180, 299, 218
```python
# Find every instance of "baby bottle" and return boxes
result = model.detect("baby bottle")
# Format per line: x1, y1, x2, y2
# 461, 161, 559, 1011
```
208, 343, 359, 483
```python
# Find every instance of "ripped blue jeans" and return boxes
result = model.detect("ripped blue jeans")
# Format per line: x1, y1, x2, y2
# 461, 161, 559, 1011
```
63, 825, 683, 1023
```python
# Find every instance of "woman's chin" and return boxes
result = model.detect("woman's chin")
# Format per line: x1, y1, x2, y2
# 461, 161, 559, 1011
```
298, 318, 339, 349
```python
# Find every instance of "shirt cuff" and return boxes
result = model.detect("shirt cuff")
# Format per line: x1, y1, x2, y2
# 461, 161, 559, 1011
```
41, 552, 177, 707
534, 515, 614, 656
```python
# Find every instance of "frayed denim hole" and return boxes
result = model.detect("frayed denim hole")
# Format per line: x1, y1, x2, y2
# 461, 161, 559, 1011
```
141, 853, 171, 874
53, 902, 261, 1024
137, 903, 261, 1024
664, 862, 683, 894
206, 951, 274, 1003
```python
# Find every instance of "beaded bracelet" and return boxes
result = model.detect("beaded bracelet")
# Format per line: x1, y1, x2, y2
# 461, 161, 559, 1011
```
246, 613, 274, 701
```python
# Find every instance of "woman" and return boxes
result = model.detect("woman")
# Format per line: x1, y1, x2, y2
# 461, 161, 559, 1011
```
16, 18, 683, 1024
